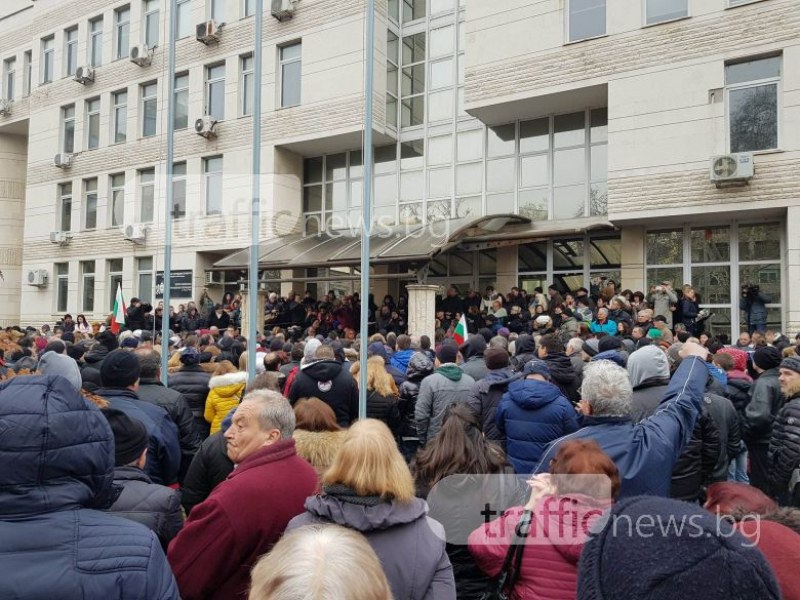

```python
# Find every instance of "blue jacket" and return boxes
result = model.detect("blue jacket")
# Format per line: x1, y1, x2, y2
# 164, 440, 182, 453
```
0, 375, 179, 600
590, 320, 617, 336
96, 388, 181, 485
390, 348, 415, 374
496, 378, 580, 476
533, 356, 708, 498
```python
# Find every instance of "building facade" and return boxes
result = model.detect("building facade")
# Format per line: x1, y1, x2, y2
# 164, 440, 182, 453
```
0, 0, 797, 337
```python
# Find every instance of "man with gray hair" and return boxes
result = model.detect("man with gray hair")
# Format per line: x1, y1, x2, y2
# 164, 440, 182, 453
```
533, 342, 710, 499
168, 390, 318, 600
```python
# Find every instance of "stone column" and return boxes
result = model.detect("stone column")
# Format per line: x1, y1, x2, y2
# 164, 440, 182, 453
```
786, 207, 800, 336
240, 288, 268, 340
406, 284, 439, 342
620, 225, 646, 293
0, 134, 27, 327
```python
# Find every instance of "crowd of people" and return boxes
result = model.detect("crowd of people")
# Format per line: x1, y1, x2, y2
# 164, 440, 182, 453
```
0, 277, 799, 600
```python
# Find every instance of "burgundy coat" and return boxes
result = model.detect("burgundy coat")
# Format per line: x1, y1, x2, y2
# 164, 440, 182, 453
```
167, 439, 318, 600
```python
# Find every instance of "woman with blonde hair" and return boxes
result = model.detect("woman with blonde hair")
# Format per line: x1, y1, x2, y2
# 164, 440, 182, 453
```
292, 397, 347, 480
287, 419, 456, 600
351, 356, 401, 435
204, 360, 247, 435
249, 524, 393, 600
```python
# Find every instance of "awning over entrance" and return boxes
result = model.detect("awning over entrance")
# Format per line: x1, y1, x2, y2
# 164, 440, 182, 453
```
213, 214, 531, 271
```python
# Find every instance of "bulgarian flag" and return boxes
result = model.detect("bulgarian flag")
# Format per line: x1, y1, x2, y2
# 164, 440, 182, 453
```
110, 283, 127, 334
453, 313, 468, 346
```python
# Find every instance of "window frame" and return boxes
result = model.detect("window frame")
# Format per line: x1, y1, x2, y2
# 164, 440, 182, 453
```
80, 260, 96, 313
172, 162, 187, 218
278, 42, 302, 109
64, 26, 79, 77
144, 0, 160, 48
209, 0, 225, 22
115, 6, 131, 61
204, 155, 224, 215
243, 0, 256, 18
89, 16, 103, 67
642, 0, 689, 26
108, 258, 124, 312
55, 262, 69, 313
59, 182, 73, 232
136, 257, 154, 303
204, 62, 226, 120
85, 97, 101, 150
84, 178, 98, 230
565, 0, 607, 44
725, 55, 782, 154
240, 54, 254, 116
174, 72, 190, 129
141, 81, 158, 138
139, 167, 156, 223
61, 104, 76, 154
3, 57, 15, 101
177, 0, 193, 38
41, 36, 55, 84
110, 173, 125, 227
400, 32, 426, 129
23, 50, 32, 96
112, 89, 128, 144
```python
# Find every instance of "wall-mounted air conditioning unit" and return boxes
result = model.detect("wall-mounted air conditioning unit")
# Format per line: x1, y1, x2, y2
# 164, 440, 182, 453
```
205, 270, 224, 286
0, 98, 12, 115
710, 153, 754, 186
195, 115, 217, 138
196, 20, 221, 44
124, 223, 147, 244
50, 231, 72, 246
54, 153, 73, 169
130, 45, 153, 67
26, 269, 48, 286
272, 0, 298, 21
74, 65, 95, 84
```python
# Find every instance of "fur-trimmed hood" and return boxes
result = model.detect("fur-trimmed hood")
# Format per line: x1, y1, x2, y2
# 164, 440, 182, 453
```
208, 371, 249, 390
292, 429, 347, 475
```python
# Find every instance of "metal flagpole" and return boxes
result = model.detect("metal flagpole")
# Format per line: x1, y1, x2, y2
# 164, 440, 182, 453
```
359, 0, 376, 419
246, 0, 265, 382
161, 0, 178, 383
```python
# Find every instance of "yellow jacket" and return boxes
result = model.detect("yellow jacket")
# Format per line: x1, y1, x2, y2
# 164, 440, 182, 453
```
204, 371, 248, 435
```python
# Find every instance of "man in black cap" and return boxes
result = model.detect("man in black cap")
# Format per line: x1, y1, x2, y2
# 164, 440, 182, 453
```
96, 350, 181, 485
742, 345, 784, 493
768, 356, 800, 505
126, 297, 154, 332
102, 408, 184, 548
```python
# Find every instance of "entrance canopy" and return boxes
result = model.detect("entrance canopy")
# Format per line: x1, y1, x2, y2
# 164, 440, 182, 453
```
213, 215, 531, 271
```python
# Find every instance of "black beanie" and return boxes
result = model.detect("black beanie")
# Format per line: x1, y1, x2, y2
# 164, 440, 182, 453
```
484, 347, 510, 370
100, 349, 141, 388
598, 336, 623, 353
102, 408, 148, 466
753, 346, 782, 371
437, 342, 459, 364
96, 330, 119, 351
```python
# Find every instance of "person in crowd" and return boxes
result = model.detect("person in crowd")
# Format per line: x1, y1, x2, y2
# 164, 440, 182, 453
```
292, 397, 347, 480
102, 408, 184, 548
204, 360, 247, 435
398, 351, 435, 461
509, 333, 537, 373
168, 391, 318, 600
288, 344, 359, 427
75, 313, 91, 334
627, 344, 672, 423
459, 334, 489, 381
768, 356, 800, 505
180, 427, 234, 516
465, 347, 520, 447
651, 315, 675, 344
701, 383, 742, 487
590, 307, 617, 336
168, 346, 213, 439
648, 282, 677, 325
533, 342, 709, 498
679, 285, 702, 336
470, 440, 619, 600
743, 346, 785, 494
496, 359, 580, 475
126, 298, 154, 332
416, 341, 476, 446
286, 419, 456, 600
207, 303, 231, 330
577, 496, 781, 600
390, 334, 415, 374
740, 284, 772, 335
537, 333, 582, 403
249, 524, 394, 600
0, 375, 179, 599
95, 350, 181, 485
351, 355, 402, 435
134, 349, 200, 481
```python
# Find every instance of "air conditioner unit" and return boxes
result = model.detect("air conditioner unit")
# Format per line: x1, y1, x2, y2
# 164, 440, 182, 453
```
74, 65, 95, 84
0, 98, 12, 115
710, 153, 754, 186
130, 44, 153, 67
124, 223, 147, 244
271, 0, 298, 21
53, 153, 73, 169
194, 115, 218, 138
49, 231, 73, 246
196, 20, 221, 44
26, 269, 48, 287
205, 270, 224, 286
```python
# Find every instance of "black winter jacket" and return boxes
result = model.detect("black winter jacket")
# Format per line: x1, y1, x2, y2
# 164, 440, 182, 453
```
168, 365, 212, 421
768, 390, 800, 499
670, 409, 721, 502
180, 432, 234, 515
288, 359, 359, 427
724, 377, 753, 416
542, 352, 581, 403
398, 353, 434, 439
106, 466, 184, 548
465, 367, 520, 446
703, 392, 741, 483
126, 303, 153, 331
509, 335, 536, 373
367, 390, 401, 435
180, 312, 205, 333
743, 368, 784, 447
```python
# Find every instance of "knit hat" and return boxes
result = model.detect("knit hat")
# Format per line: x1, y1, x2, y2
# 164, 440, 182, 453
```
100, 349, 141, 388
523, 359, 551, 380
718, 348, 748, 372
367, 341, 389, 363
582, 339, 600, 357
577, 496, 781, 600
497, 327, 511, 339
647, 328, 662, 339
269, 338, 284, 352
780, 356, 800, 374
37, 352, 82, 392
437, 342, 459, 364
485, 347, 510, 370
180, 346, 200, 365
102, 408, 148, 467
753, 346, 782, 371
591, 350, 626, 368
121, 337, 139, 349
598, 336, 623, 353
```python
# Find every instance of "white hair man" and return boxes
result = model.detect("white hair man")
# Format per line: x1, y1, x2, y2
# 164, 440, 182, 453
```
565, 337, 586, 378
533, 342, 710, 499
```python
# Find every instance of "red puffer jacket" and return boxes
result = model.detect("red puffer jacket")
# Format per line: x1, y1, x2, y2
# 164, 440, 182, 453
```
468, 495, 610, 600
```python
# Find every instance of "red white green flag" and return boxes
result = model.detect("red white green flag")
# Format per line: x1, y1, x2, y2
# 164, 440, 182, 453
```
110, 283, 127, 334
453, 314, 468, 346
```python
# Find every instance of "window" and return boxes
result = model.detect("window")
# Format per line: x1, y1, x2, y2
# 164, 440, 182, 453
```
303, 151, 371, 233
65, 26, 79, 76
205, 63, 225, 120
726, 55, 781, 153
144, 0, 160, 47
141, 81, 157, 137
115, 6, 131, 60
110, 173, 125, 227
137, 257, 153, 303
89, 17, 103, 67
401, 33, 425, 127
113, 90, 128, 143
240, 55, 254, 116
81, 261, 95, 313
243, 0, 256, 17
204, 156, 223, 215
56, 263, 69, 312
172, 162, 187, 218
3, 57, 15, 101
62, 104, 76, 154
386, 31, 398, 127
85, 97, 101, 150
23, 50, 32, 96
84, 178, 98, 230
567, 0, 606, 42
402, 0, 426, 22
108, 259, 123, 311
59, 183, 73, 231
41, 36, 55, 83
174, 73, 189, 129
139, 168, 155, 222
279, 43, 301, 108
177, 0, 193, 38
645, 0, 688, 25
209, 0, 225, 22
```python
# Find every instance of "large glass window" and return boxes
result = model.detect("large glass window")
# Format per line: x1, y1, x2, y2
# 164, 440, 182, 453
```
89, 17, 103, 67
65, 26, 79, 76
41, 36, 55, 83
177, 0, 193, 38
210, 0, 225, 22
205, 156, 223, 215
172, 162, 187, 218
645, 0, 688, 25
56, 263, 69, 312
402, 0, 426, 22
137, 257, 153, 303
3, 57, 15, 101
86, 97, 101, 150
280, 42, 301, 108
59, 183, 73, 231
568, 0, 606, 42
139, 168, 155, 222
174, 73, 189, 129
81, 261, 95, 313
108, 259, 123, 311
205, 63, 225, 120
115, 6, 131, 60
144, 0, 160, 48
62, 104, 76, 154
113, 90, 128, 143
141, 81, 157, 137
84, 178, 98, 230
303, 151, 366, 233
401, 33, 425, 127
110, 173, 125, 227
241, 55, 254, 116
726, 55, 781, 153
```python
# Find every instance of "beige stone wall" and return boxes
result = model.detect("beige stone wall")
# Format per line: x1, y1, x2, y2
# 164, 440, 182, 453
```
0, 134, 27, 326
